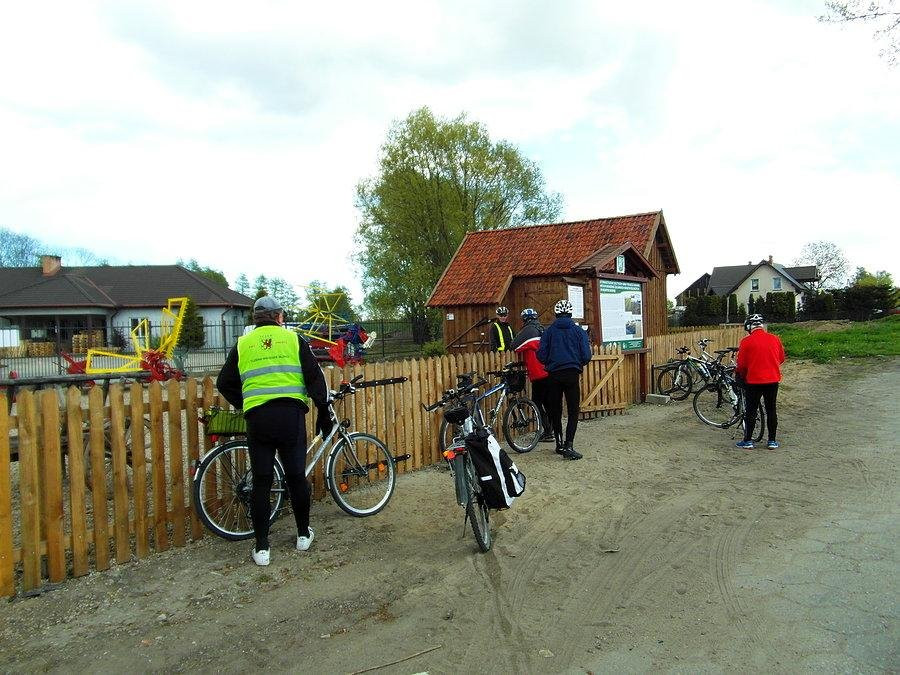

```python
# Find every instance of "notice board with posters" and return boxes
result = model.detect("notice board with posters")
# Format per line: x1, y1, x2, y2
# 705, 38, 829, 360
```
599, 279, 644, 349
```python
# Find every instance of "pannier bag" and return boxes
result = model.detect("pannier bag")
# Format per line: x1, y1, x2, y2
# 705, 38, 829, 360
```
466, 428, 526, 510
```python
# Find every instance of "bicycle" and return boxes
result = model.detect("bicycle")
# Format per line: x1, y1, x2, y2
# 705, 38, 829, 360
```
691, 360, 765, 442
656, 341, 738, 400
191, 374, 409, 541
438, 363, 543, 454
425, 378, 493, 552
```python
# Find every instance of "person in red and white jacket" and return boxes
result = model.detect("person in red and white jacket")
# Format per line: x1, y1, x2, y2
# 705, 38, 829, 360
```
735, 314, 786, 450
510, 308, 554, 443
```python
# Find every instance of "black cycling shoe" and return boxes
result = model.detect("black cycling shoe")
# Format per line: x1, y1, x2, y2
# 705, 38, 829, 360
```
560, 443, 582, 460
539, 433, 555, 443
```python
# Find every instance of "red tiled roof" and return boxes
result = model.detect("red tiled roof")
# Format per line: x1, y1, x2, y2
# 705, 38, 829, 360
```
428, 212, 661, 306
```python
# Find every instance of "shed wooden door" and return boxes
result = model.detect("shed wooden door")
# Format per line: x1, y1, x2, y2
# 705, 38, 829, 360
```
578, 347, 627, 417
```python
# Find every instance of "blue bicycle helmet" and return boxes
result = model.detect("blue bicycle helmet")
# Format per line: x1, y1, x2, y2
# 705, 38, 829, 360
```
520, 308, 538, 320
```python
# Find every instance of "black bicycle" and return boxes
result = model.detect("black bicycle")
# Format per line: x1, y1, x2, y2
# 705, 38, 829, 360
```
425, 378, 494, 552
438, 363, 542, 454
692, 361, 764, 442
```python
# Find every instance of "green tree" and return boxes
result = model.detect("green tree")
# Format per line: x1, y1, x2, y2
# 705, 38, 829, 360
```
355, 106, 563, 342
268, 277, 299, 320
177, 297, 206, 349
178, 258, 229, 288
851, 267, 893, 287
253, 275, 269, 297
234, 273, 250, 295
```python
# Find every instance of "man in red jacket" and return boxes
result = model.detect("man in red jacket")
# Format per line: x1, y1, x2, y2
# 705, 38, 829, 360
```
734, 314, 785, 450
511, 308, 553, 443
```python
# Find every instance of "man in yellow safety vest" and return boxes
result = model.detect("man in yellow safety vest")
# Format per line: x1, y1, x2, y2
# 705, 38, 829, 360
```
489, 306, 515, 352
217, 295, 330, 566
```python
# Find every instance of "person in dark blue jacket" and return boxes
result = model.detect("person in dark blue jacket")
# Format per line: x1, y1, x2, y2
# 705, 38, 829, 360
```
537, 299, 592, 460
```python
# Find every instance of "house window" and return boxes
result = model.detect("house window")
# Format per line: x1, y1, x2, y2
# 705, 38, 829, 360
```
751, 278, 759, 291
772, 277, 782, 291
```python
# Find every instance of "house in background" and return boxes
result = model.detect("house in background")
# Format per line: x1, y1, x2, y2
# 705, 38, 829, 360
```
0, 255, 253, 350
427, 210, 680, 351
676, 256, 819, 310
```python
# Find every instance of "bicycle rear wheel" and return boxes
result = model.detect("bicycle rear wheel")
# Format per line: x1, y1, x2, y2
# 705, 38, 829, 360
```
192, 440, 285, 540
692, 383, 738, 428
464, 456, 491, 552
656, 364, 692, 401
326, 433, 396, 517
738, 397, 766, 443
439, 418, 463, 454
502, 398, 541, 453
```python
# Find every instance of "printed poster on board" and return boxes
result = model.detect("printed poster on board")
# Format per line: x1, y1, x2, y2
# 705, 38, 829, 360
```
600, 280, 643, 349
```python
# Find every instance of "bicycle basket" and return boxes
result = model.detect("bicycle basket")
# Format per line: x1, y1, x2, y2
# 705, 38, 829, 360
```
502, 369, 527, 393
203, 408, 246, 435
443, 406, 470, 425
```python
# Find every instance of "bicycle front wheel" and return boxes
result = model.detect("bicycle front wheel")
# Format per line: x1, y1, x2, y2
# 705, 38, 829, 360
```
192, 441, 285, 540
326, 433, 396, 517
692, 383, 738, 428
502, 398, 541, 453
464, 456, 491, 552
738, 397, 766, 443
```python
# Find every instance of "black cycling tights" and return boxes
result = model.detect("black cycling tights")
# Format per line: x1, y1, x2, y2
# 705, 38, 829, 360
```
246, 402, 311, 552
743, 382, 779, 442
546, 368, 582, 445
250, 472, 310, 551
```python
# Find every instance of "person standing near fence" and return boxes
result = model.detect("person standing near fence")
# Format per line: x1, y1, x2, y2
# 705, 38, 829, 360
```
511, 308, 554, 443
489, 306, 515, 352
734, 313, 785, 450
216, 296, 331, 566
537, 299, 592, 460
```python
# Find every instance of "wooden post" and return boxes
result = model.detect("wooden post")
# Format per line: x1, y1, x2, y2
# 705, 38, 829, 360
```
40, 390, 66, 582
66, 387, 89, 577
167, 379, 186, 547
17, 391, 42, 591
0, 394, 15, 596
185, 378, 203, 541
149, 382, 169, 551
108, 383, 131, 564
88, 385, 110, 571
130, 381, 149, 558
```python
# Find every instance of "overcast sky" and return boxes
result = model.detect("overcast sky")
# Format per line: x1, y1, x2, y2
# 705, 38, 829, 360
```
1, 0, 897, 306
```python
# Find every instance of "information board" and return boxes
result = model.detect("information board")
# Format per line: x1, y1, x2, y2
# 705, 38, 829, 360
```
567, 284, 584, 319
599, 279, 643, 349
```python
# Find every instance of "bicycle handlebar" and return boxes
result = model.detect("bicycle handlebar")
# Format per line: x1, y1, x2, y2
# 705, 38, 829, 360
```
422, 378, 488, 412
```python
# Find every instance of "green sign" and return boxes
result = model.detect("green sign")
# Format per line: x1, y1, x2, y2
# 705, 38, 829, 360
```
599, 279, 644, 349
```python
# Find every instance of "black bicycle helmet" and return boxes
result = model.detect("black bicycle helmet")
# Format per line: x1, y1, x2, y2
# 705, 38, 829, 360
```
496, 306, 509, 317
520, 308, 538, 320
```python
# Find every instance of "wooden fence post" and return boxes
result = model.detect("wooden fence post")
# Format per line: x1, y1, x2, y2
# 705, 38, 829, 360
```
88, 385, 110, 572
108, 383, 131, 564
40, 390, 65, 583
17, 390, 42, 591
130, 381, 149, 558
0, 394, 14, 597
65, 387, 89, 577
148, 382, 169, 552
167, 379, 186, 548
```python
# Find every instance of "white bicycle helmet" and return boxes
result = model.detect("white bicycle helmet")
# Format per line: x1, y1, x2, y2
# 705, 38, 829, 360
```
496, 306, 509, 316
554, 299, 573, 316
744, 313, 764, 332
520, 308, 538, 320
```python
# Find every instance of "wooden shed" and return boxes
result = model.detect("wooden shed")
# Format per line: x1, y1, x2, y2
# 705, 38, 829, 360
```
426, 210, 680, 352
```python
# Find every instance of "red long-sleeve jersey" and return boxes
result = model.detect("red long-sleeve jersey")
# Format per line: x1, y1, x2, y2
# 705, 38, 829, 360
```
735, 329, 785, 384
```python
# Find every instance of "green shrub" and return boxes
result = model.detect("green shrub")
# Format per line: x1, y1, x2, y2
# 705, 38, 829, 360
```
422, 339, 447, 357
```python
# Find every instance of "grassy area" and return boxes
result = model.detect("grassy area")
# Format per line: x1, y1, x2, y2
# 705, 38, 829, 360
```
770, 315, 900, 363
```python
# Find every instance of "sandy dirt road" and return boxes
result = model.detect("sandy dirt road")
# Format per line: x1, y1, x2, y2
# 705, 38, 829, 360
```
0, 358, 897, 673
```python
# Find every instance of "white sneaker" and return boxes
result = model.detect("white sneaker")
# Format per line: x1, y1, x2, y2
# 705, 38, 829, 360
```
252, 548, 270, 566
296, 528, 315, 552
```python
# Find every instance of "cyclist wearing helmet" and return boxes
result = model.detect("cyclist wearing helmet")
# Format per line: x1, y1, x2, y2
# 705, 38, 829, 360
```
511, 308, 553, 442
217, 295, 330, 565
536, 299, 592, 460
490, 306, 516, 352
735, 314, 785, 450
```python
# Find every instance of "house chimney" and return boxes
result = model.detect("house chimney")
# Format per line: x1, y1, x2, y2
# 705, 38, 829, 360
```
767, 254, 773, 264
41, 255, 61, 276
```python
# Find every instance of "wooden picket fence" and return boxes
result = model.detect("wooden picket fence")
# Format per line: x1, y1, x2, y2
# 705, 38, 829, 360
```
0, 329, 742, 597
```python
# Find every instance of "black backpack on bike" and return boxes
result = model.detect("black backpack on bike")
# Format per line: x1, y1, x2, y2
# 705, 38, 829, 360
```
466, 428, 526, 510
